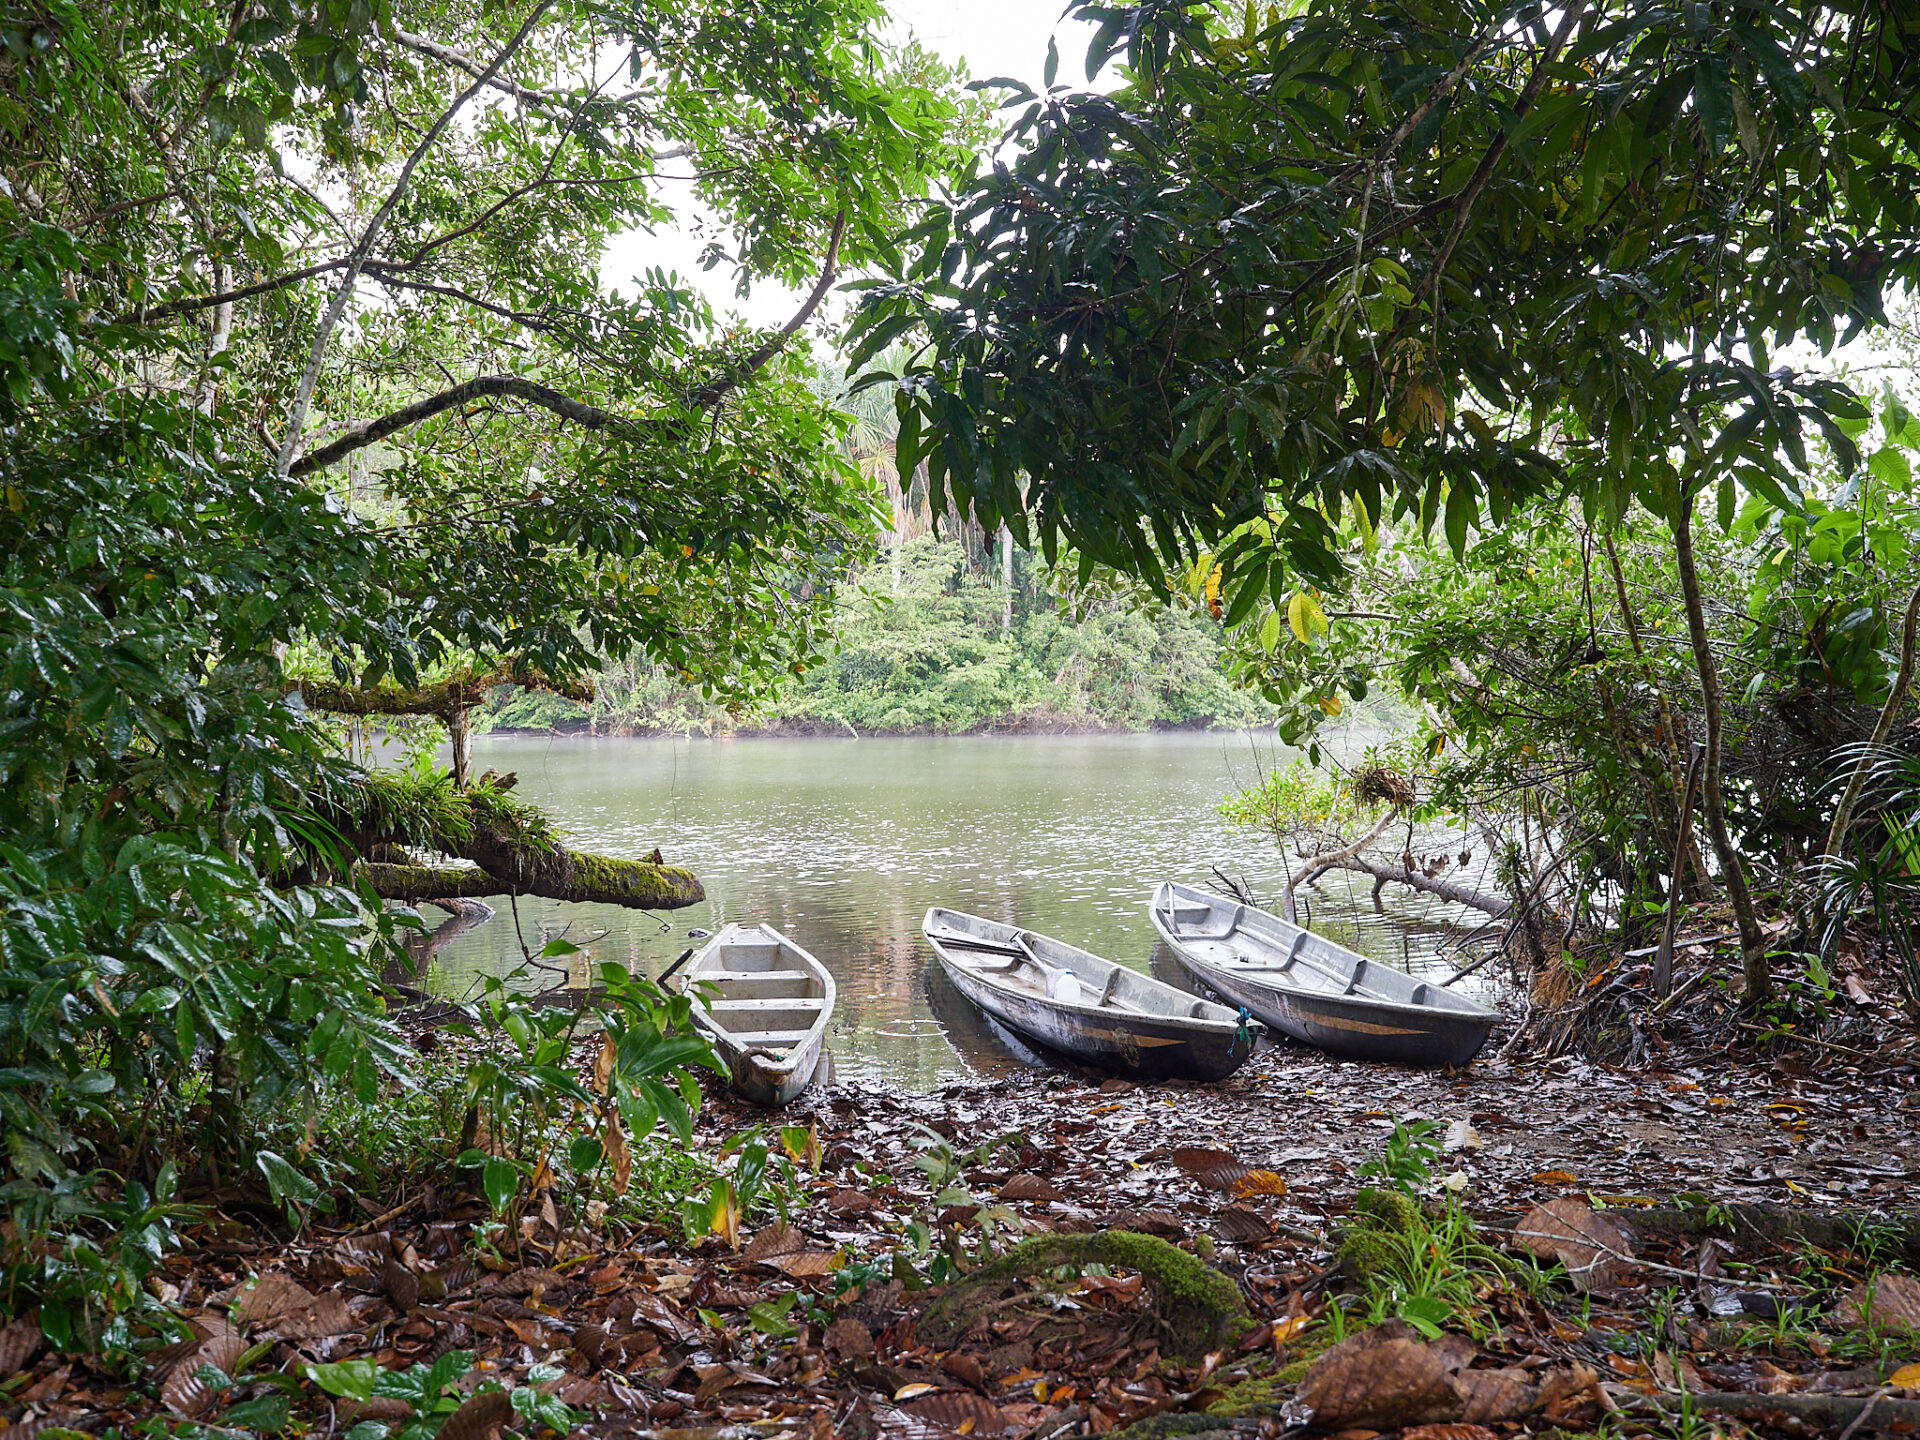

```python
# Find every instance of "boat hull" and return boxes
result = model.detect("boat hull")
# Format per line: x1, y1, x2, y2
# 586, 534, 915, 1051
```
1151, 883, 1497, 1067
924, 909, 1258, 1082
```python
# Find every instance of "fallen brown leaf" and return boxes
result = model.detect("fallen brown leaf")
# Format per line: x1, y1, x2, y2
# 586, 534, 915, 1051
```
907, 1390, 1007, 1435
1512, 1198, 1636, 1292
1297, 1323, 1460, 1430
437, 1389, 514, 1440
1400, 1426, 1498, 1440
232, 1271, 314, 1326
260, 1291, 355, 1340
1211, 1205, 1272, 1244
161, 1336, 247, 1416
742, 1222, 807, 1263
1839, 1274, 1920, 1333
771, 1250, 839, 1278
827, 1317, 876, 1359
998, 1174, 1062, 1203
0, 1317, 41, 1379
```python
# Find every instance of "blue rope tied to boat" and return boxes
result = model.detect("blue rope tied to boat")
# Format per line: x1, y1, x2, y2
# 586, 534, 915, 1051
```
1235, 1006, 1253, 1049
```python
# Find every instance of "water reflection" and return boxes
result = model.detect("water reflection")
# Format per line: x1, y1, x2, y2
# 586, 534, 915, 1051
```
427, 732, 1503, 1089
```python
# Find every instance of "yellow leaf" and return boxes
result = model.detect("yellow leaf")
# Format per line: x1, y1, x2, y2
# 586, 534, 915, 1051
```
1272, 1312, 1312, 1345
1231, 1170, 1288, 1197
1532, 1169, 1579, 1185
894, 1383, 939, 1401
1300, 591, 1328, 637
1890, 1363, 1920, 1387
1318, 694, 1343, 717
1287, 592, 1308, 644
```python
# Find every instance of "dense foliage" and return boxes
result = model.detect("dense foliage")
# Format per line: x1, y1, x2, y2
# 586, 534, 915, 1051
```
856, 0, 1920, 998
0, 0, 975, 1344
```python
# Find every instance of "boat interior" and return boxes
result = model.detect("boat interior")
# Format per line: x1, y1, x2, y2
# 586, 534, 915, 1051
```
931, 921, 1219, 1020
692, 931, 829, 1054
1152, 898, 1443, 1006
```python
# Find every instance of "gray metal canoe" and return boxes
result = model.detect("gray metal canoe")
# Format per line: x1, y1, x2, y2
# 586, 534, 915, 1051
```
680, 923, 834, 1107
922, 908, 1262, 1082
1148, 881, 1497, 1067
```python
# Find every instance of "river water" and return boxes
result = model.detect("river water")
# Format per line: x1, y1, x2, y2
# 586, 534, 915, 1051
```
427, 732, 1504, 1089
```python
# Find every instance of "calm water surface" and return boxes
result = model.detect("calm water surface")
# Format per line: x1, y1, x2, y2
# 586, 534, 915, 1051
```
429, 732, 1502, 1089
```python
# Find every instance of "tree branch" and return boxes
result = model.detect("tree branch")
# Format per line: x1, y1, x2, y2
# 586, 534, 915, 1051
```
276, 2, 554, 476
689, 205, 849, 409
294, 666, 594, 718
358, 856, 704, 909
287, 375, 637, 476
1301, 851, 1511, 917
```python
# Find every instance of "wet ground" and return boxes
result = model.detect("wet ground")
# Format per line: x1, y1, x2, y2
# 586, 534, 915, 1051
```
750, 1035, 1920, 1227
17, 1026, 1919, 1440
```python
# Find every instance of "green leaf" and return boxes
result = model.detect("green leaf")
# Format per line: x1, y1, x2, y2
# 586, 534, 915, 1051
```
224, 1394, 292, 1433
304, 1360, 379, 1403
482, 1156, 520, 1215
1867, 446, 1911, 489
568, 1135, 605, 1173
1694, 56, 1732, 153
256, 1151, 319, 1211
1443, 482, 1475, 559
746, 1291, 800, 1339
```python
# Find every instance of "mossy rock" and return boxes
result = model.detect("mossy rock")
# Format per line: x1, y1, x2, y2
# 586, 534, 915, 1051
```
918, 1231, 1250, 1359
1203, 1374, 1279, 1417
1105, 1415, 1253, 1440
1337, 1186, 1429, 1283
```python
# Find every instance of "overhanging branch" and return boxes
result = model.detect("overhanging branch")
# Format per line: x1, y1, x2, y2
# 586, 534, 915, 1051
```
359, 857, 704, 909
288, 377, 638, 476
294, 665, 594, 720
287, 205, 851, 478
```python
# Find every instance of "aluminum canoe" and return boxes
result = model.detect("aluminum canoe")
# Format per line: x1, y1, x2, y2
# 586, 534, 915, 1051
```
1148, 881, 1497, 1067
922, 907, 1261, 1082
679, 923, 834, 1106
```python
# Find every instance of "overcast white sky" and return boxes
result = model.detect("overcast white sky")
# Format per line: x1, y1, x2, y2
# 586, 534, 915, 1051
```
598, 0, 1096, 331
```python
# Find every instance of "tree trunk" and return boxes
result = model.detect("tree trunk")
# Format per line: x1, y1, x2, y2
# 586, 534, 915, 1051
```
1672, 490, 1769, 1003
1824, 577, 1920, 859
1001, 523, 1014, 632
448, 704, 472, 789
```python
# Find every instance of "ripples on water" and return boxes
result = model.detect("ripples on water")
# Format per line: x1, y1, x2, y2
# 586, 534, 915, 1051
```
429, 732, 1504, 1090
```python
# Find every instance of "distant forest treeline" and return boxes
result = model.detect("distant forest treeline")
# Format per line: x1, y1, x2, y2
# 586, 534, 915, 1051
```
481, 535, 1279, 735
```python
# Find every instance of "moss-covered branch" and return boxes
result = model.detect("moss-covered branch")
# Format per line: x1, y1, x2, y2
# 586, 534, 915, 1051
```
358, 857, 703, 909
294, 664, 594, 723
333, 770, 704, 910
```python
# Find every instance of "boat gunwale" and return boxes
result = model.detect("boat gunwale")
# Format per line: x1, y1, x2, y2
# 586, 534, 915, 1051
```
1148, 881, 1497, 1025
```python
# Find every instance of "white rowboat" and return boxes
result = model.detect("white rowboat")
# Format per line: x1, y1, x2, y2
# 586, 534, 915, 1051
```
679, 923, 834, 1106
